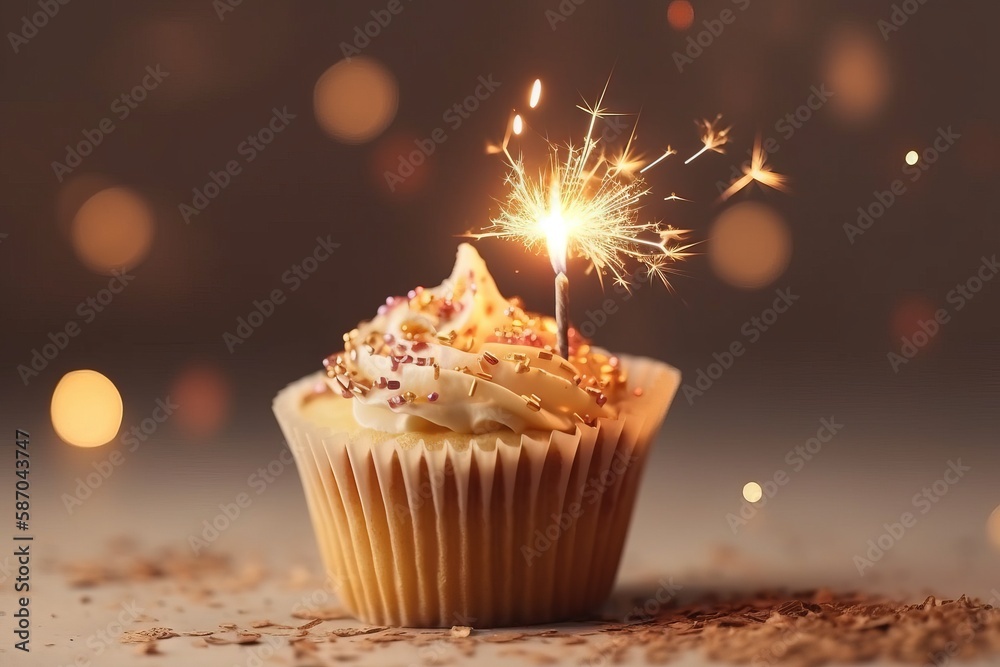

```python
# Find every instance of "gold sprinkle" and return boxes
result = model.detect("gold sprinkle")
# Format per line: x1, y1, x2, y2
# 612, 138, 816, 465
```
403, 391, 416, 403
464, 338, 475, 352
514, 361, 529, 374
522, 394, 541, 412
483, 351, 499, 365
437, 330, 457, 344
476, 371, 493, 380
559, 361, 575, 374
538, 350, 553, 360
363, 344, 375, 355
468, 379, 478, 397
433, 363, 440, 380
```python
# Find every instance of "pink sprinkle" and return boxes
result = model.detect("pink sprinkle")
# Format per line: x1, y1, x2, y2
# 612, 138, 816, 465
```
390, 357, 400, 371
383, 333, 395, 344
340, 389, 352, 398
377, 305, 387, 315
376, 377, 388, 389
596, 394, 608, 407
387, 380, 401, 390
427, 392, 439, 402
412, 341, 428, 352
401, 354, 413, 364
415, 358, 427, 367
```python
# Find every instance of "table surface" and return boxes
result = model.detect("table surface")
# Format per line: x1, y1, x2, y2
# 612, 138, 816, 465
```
2, 404, 998, 667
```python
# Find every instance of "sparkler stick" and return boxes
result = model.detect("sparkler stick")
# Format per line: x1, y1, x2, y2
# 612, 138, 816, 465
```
555, 272, 569, 359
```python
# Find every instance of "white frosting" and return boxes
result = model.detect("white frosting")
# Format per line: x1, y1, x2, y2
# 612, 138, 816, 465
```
325, 244, 622, 435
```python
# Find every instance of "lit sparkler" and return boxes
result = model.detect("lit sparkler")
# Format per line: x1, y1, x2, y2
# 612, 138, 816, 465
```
476, 78, 783, 358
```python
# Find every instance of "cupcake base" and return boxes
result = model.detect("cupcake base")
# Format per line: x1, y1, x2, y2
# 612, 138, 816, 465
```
273, 356, 680, 627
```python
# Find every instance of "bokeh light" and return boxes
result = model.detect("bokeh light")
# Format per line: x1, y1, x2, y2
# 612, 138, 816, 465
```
667, 1, 695, 31
710, 202, 792, 289
171, 363, 232, 438
743, 482, 763, 503
988, 506, 1000, 551
824, 25, 890, 124
51, 370, 123, 448
314, 57, 398, 144
71, 186, 154, 274
905, 150, 919, 166
512, 114, 524, 135
370, 131, 432, 196
890, 294, 937, 346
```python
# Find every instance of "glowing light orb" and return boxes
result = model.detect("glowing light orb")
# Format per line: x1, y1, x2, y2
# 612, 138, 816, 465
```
512, 114, 524, 135
667, 1, 695, 31
743, 481, 763, 503
51, 370, 123, 448
710, 201, 791, 289
529, 79, 542, 108
905, 150, 918, 165
824, 26, 890, 124
171, 364, 231, 438
71, 187, 154, 274
314, 57, 398, 144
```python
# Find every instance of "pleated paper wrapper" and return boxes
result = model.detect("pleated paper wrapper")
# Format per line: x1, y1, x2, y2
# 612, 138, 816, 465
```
272, 355, 680, 628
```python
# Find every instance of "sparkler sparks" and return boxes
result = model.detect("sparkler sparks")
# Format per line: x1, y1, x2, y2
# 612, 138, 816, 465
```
685, 114, 733, 164
475, 76, 786, 357
719, 135, 790, 201
477, 80, 696, 290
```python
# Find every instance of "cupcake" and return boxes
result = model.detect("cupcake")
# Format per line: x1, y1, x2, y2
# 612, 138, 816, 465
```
273, 244, 680, 627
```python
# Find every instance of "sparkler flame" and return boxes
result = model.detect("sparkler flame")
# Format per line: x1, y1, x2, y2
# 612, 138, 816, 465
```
477, 81, 694, 290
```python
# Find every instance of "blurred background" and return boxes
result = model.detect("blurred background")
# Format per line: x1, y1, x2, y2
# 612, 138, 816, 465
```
1, 0, 999, 636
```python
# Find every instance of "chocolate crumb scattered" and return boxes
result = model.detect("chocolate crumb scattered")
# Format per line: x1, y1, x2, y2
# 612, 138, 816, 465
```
450, 625, 473, 638
120, 628, 179, 644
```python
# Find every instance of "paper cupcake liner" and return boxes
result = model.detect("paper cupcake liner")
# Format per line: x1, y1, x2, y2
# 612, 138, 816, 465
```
273, 355, 680, 627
